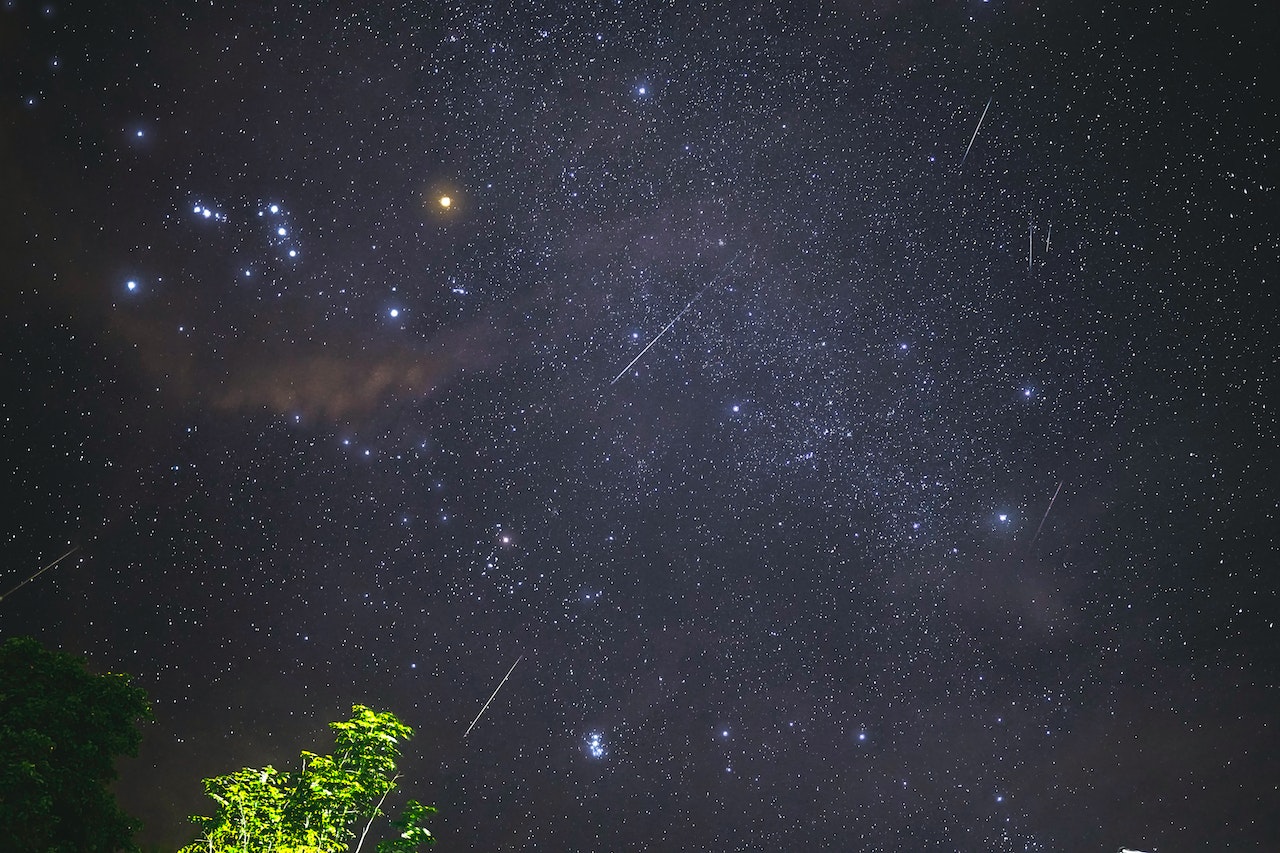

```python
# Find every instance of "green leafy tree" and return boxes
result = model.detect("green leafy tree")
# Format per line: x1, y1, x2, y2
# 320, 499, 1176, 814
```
181, 705, 436, 853
0, 635, 153, 853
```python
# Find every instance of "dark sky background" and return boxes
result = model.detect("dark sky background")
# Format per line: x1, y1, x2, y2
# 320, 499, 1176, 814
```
2, 1, 1277, 850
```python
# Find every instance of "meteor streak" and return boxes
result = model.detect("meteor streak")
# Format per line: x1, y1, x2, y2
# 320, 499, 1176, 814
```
959, 96, 992, 169
464, 654, 524, 737
1028, 481, 1064, 548
609, 251, 748, 386
0, 546, 79, 603
610, 285, 711, 385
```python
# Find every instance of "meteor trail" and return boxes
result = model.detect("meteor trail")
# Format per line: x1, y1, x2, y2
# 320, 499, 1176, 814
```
464, 654, 524, 737
0, 546, 79, 603
609, 251, 749, 386
610, 284, 711, 385
1028, 481, 1064, 548
959, 96, 992, 169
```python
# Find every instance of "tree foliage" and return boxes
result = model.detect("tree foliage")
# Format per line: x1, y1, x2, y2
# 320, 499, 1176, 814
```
180, 705, 436, 853
0, 635, 153, 853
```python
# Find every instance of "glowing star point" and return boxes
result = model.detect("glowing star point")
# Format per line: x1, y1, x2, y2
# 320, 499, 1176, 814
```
439, 195, 452, 208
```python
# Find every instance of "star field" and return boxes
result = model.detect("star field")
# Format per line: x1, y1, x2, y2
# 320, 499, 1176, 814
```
2, 1, 1276, 851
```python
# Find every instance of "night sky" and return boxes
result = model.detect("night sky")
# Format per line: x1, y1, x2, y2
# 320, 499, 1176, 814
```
2, 2, 1277, 851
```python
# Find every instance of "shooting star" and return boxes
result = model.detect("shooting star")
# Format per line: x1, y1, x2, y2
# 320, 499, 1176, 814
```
959, 96, 992, 169
609, 251, 749, 386
1044, 222, 1051, 254
464, 654, 524, 737
0, 546, 79, 604
1028, 481, 1064, 548
610, 284, 711, 385
1029, 221, 1034, 272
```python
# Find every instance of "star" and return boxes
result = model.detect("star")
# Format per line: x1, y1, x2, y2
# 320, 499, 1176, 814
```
8, 4, 1268, 851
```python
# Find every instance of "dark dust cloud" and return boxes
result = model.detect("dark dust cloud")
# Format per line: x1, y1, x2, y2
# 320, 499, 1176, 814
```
2, 2, 1276, 851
